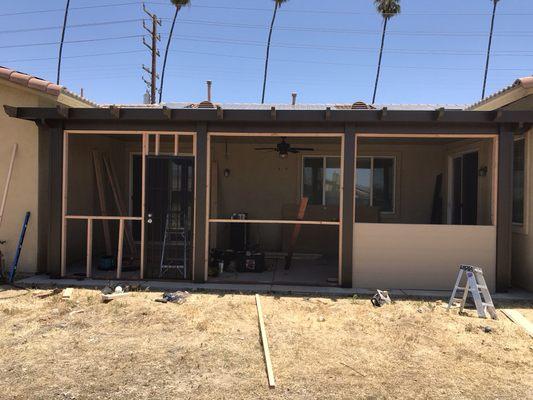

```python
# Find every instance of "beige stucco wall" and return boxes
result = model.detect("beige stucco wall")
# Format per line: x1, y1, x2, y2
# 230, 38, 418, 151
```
0, 82, 58, 274
354, 223, 497, 291
512, 129, 533, 291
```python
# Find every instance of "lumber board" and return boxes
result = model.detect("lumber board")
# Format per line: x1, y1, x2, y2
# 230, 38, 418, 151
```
0, 143, 17, 228
255, 294, 276, 388
285, 197, 309, 269
102, 154, 136, 256
501, 309, 533, 338
62, 288, 73, 299
91, 151, 112, 255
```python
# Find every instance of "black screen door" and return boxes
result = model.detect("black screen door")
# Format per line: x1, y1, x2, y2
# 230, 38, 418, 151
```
451, 151, 478, 225
145, 156, 194, 279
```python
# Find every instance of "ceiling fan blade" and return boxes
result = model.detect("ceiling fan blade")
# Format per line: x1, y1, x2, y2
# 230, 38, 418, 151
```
288, 148, 300, 153
291, 147, 315, 151
255, 148, 277, 151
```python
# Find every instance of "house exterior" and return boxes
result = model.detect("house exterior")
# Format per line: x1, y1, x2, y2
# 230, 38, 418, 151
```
3, 71, 533, 292
0, 67, 94, 276
469, 76, 533, 291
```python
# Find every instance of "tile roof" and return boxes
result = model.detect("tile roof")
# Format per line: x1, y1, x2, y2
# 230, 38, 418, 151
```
154, 102, 466, 111
0, 65, 97, 107
467, 76, 533, 110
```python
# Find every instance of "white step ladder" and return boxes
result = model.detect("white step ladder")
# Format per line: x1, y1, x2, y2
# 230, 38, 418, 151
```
447, 265, 497, 319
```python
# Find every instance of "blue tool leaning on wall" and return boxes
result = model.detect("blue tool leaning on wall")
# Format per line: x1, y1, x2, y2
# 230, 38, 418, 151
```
7, 211, 30, 283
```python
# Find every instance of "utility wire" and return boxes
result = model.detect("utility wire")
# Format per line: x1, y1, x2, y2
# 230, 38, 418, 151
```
0, 19, 142, 35
0, 34, 143, 49
2, 1, 533, 17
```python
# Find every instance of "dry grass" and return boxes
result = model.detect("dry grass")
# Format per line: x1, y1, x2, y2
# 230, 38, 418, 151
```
0, 286, 531, 399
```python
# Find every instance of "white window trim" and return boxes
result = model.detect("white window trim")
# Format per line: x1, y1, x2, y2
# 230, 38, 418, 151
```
301, 155, 396, 213
512, 134, 528, 235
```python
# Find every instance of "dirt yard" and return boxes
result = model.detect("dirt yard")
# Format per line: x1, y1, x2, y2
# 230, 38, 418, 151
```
0, 286, 531, 400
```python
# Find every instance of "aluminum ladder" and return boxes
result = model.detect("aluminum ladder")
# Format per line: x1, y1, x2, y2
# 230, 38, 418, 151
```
447, 264, 497, 319
159, 213, 187, 279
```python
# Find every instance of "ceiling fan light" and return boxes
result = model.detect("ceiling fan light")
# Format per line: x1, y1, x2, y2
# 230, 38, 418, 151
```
280, 152, 288, 159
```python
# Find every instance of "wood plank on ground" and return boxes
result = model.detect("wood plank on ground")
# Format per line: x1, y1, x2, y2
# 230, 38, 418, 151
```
255, 294, 275, 388
501, 309, 533, 338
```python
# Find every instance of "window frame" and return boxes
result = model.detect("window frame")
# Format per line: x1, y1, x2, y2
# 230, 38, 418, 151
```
356, 155, 397, 214
301, 154, 397, 213
512, 134, 528, 234
301, 155, 340, 206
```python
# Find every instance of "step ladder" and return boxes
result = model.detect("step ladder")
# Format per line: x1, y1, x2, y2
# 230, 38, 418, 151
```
447, 264, 497, 319
159, 213, 188, 279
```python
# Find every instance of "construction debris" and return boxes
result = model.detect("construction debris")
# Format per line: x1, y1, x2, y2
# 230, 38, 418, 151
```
371, 290, 392, 307
100, 285, 130, 303
154, 291, 190, 304
33, 288, 62, 298
62, 288, 73, 300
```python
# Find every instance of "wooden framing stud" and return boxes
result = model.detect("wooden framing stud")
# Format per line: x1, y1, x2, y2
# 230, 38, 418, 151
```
140, 133, 147, 279
155, 134, 160, 156
86, 218, 93, 278
60, 132, 68, 277
116, 218, 124, 279
325, 107, 332, 121
270, 106, 276, 121
493, 110, 503, 121
174, 133, 179, 156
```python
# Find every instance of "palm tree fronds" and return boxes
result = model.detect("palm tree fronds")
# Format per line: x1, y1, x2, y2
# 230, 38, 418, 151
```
275, 0, 289, 7
374, 0, 401, 19
171, 0, 191, 6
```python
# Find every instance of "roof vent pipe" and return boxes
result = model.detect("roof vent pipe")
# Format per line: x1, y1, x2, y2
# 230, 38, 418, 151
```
291, 92, 297, 105
207, 80, 212, 102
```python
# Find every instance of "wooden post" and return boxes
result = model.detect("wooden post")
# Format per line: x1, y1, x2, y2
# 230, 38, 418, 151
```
140, 133, 147, 279
117, 218, 124, 279
174, 133, 179, 156
496, 127, 513, 291
86, 218, 93, 278
155, 133, 160, 156
0, 143, 17, 228
193, 123, 208, 283
60, 132, 69, 277
340, 124, 356, 288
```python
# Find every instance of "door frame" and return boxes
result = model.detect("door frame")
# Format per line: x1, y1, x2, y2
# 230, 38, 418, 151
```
447, 148, 480, 225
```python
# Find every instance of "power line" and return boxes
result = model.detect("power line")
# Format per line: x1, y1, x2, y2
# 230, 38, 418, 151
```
158, 17, 533, 38
2, 1, 533, 18
0, 19, 142, 35
0, 34, 143, 49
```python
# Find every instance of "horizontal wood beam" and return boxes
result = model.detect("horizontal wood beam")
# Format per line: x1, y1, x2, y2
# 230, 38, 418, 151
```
209, 218, 340, 226
5, 105, 533, 124
65, 215, 142, 221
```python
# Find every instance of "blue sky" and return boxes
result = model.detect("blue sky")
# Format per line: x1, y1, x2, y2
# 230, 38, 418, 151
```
1, 0, 532, 105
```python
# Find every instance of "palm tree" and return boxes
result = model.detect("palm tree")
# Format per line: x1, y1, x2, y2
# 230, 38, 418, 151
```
372, 0, 401, 104
261, 0, 289, 104
159, 0, 191, 103
56, 0, 71, 84
482, 0, 500, 99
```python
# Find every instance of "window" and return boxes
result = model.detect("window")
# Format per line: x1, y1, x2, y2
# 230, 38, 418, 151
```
356, 157, 395, 212
302, 155, 395, 212
513, 137, 525, 225
303, 156, 340, 205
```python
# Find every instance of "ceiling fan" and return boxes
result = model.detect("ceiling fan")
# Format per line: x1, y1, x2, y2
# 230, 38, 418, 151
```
254, 137, 314, 158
